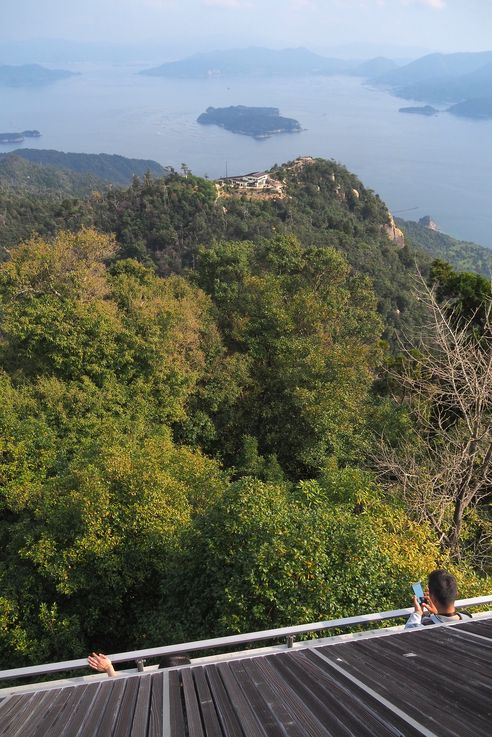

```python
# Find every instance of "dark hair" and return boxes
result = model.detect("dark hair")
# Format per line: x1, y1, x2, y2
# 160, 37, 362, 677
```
427, 569, 457, 608
159, 654, 191, 669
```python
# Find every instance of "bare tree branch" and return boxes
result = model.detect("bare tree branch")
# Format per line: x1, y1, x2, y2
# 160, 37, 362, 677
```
375, 275, 492, 561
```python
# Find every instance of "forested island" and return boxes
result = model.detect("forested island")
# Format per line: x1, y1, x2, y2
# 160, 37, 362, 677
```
0, 155, 490, 670
399, 105, 438, 116
0, 130, 41, 144
197, 105, 302, 138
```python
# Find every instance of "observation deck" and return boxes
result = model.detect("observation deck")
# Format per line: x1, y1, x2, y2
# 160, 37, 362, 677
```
1, 596, 491, 737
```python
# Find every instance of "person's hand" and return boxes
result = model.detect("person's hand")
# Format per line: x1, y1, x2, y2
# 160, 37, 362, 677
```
88, 652, 116, 677
422, 590, 438, 615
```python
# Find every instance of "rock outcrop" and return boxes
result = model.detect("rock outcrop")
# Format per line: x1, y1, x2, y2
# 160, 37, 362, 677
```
385, 213, 405, 248
419, 215, 439, 231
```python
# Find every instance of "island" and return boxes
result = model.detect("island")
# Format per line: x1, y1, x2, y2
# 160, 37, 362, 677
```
197, 106, 302, 139
399, 105, 438, 116
0, 130, 41, 144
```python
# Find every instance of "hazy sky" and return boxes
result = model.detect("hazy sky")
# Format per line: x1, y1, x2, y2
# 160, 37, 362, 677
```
1, 0, 490, 55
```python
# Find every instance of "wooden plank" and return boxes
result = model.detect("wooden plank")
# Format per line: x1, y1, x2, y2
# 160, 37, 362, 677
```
2, 691, 53, 737
53, 683, 102, 737
328, 629, 492, 710
216, 662, 267, 737
313, 630, 492, 737
0, 695, 25, 730
147, 672, 164, 737
29, 688, 78, 737
192, 667, 223, 737
113, 677, 140, 737
181, 668, 204, 737
228, 659, 292, 737
273, 651, 420, 737
34, 685, 90, 737
71, 682, 112, 737
253, 657, 332, 737
81, 678, 127, 737
130, 676, 152, 737
453, 618, 492, 639
0, 693, 37, 737
205, 666, 244, 737
241, 658, 308, 737
169, 670, 186, 737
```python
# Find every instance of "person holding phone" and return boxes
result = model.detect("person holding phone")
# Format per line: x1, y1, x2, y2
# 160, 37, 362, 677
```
405, 569, 472, 628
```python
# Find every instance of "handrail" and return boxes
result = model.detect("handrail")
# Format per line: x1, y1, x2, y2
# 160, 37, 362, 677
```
1, 594, 491, 682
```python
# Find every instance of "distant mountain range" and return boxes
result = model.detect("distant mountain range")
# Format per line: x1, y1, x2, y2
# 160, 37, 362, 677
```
372, 51, 492, 117
140, 47, 398, 79
0, 150, 167, 188
0, 64, 76, 86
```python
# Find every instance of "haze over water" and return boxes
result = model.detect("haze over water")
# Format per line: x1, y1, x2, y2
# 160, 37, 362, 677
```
1, 64, 491, 249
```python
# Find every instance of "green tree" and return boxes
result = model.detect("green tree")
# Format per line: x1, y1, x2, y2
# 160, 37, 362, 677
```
169, 467, 470, 639
194, 235, 383, 477
0, 230, 229, 663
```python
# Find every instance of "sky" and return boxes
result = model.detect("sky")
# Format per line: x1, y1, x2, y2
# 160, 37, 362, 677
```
1, 0, 491, 58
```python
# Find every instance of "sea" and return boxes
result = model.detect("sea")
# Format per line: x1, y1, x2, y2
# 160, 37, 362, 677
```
1, 63, 491, 249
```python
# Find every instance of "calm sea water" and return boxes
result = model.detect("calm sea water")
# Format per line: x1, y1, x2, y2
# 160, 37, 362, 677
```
1, 64, 491, 248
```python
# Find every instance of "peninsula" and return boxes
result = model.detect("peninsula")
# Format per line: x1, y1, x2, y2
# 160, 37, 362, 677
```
197, 106, 302, 139
447, 97, 492, 120
0, 64, 76, 86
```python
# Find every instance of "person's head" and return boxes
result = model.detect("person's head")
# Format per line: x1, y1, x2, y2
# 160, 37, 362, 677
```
159, 654, 191, 669
427, 569, 458, 610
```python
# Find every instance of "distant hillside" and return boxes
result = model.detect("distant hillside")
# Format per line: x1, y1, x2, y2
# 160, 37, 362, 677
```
397, 218, 492, 277
350, 57, 398, 78
0, 154, 106, 196
447, 97, 492, 120
398, 62, 492, 103
8, 149, 167, 186
0, 64, 76, 86
375, 51, 492, 87
141, 47, 356, 78
373, 51, 492, 103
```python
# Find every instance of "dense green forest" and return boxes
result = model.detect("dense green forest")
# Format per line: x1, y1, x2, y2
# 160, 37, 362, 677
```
2, 149, 167, 184
1, 158, 425, 334
398, 218, 492, 276
0, 158, 490, 668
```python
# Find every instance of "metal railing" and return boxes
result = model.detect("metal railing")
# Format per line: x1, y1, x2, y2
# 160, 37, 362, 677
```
1, 595, 491, 683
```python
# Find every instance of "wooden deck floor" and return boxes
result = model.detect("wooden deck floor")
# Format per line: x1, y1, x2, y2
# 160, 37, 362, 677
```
1, 618, 491, 737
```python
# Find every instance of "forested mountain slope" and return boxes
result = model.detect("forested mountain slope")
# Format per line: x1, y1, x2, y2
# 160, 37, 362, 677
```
398, 218, 492, 276
6, 149, 167, 185
0, 157, 428, 335
0, 157, 490, 669
0, 154, 106, 195
2, 156, 490, 335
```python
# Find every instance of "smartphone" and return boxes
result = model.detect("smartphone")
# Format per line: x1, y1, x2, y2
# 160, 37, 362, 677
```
411, 581, 425, 603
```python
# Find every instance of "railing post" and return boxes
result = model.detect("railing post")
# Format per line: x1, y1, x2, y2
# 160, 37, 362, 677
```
135, 659, 146, 672
286, 635, 295, 649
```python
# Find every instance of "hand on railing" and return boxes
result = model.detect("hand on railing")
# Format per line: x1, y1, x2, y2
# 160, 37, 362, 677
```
88, 653, 116, 677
